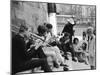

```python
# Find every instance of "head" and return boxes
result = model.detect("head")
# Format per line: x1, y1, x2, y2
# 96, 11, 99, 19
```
67, 18, 75, 25
83, 31, 86, 40
73, 38, 79, 44
37, 25, 48, 36
19, 25, 30, 38
87, 27, 94, 36
82, 42, 87, 50
45, 23, 53, 32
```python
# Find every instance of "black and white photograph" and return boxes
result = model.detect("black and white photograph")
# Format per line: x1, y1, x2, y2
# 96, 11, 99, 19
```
11, 0, 96, 74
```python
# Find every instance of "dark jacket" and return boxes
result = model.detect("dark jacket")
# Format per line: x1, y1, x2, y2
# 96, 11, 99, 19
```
62, 22, 75, 36
12, 34, 36, 66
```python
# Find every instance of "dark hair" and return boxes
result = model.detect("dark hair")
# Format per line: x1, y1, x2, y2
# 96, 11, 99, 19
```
19, 25, 28, 33
64, 32, 70, 37
82, 42, 87, 50
83, 31, 86, 36
45, 23, 53, 29
73, 38, 79, 44
37, 25, 47, 34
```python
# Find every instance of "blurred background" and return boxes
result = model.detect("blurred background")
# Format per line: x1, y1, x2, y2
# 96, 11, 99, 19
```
11, 1, 96, 40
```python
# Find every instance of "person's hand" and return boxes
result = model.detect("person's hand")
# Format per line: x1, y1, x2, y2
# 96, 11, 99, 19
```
34, 39, 43, 50
42, 42, 48, 46
30, 44, 34, 48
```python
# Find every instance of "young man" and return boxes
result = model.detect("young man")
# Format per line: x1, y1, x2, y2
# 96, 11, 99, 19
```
12, 25, 52, 74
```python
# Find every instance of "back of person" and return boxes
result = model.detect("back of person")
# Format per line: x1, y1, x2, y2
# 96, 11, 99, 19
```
12, 34, 28, 65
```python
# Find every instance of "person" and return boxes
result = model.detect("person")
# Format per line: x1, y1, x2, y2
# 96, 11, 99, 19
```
83, 31, 87, 40
44, 23, 58, 46
72, 37, 81, 61
12, 25, 52, 74
62, 18, 76, 44
37, 25, 66, 68
59, 32, 71, 54
73, 38, 80, 52
86, 27, 96, 69
59, 33, 77, 62
79, 42, 89, 65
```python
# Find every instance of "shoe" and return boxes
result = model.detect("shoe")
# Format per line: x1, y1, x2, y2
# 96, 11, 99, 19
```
72, 57, 77, 62
60, 63, 69, 67
63, 66, 69, 71
53, 61, 60, 68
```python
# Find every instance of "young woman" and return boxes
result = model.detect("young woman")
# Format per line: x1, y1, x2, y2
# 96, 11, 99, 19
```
35, 25, 66, 68
72, 38, 82, 61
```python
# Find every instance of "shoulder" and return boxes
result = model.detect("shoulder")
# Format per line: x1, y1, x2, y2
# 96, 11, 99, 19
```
12, 34, 24, 43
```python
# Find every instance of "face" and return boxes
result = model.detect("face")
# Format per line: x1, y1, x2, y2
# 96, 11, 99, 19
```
24, 29, 31, 38
82, 43, 86, 49
83, 35, 86, 40
87, 29, 93, 36
75, 39, 79, 44
48, 28, 52, 33
82, 43, 85, 47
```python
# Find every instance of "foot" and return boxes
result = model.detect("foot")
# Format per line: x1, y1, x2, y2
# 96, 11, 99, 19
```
60, 63, 69, 67
72, 57, 78, 62
63, 66, 69, 71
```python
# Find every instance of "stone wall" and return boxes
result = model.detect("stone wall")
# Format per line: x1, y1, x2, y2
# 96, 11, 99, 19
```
11, 1, 48, 35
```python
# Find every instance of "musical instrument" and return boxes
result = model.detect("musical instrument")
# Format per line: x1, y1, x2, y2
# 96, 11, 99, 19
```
28, 32, 64, 51
29, 33, 52, 48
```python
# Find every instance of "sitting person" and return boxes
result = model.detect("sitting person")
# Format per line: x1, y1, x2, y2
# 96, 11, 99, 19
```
12, 25, 52, 74
73, 38, 80, 52
36, 25, 66, 68
79, 42, 89, 65
44, 23, 58, 46
72, 38, 89, 64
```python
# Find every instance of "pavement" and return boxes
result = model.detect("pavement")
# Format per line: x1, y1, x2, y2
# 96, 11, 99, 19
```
17, 57, 91, 74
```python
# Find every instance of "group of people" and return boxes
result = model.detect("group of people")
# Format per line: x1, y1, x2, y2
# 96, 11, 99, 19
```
12, 21, 96, 74
72, 27, 96, 69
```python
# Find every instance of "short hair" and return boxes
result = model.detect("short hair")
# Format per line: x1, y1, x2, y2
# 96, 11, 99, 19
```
37, 25, 47, 34
83, 31, 86, 36
73, 38, 79, 44
45, 23, 53, 29
19, 25, 28, 33
82, 42, 87, 50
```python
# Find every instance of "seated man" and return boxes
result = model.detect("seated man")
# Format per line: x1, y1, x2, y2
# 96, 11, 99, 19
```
12, 25, 52, 74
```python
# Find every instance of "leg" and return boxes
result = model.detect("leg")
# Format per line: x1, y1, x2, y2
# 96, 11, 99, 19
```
13, 58, 52, 74
36, 46, 47, 58
50, 46, 65, 64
